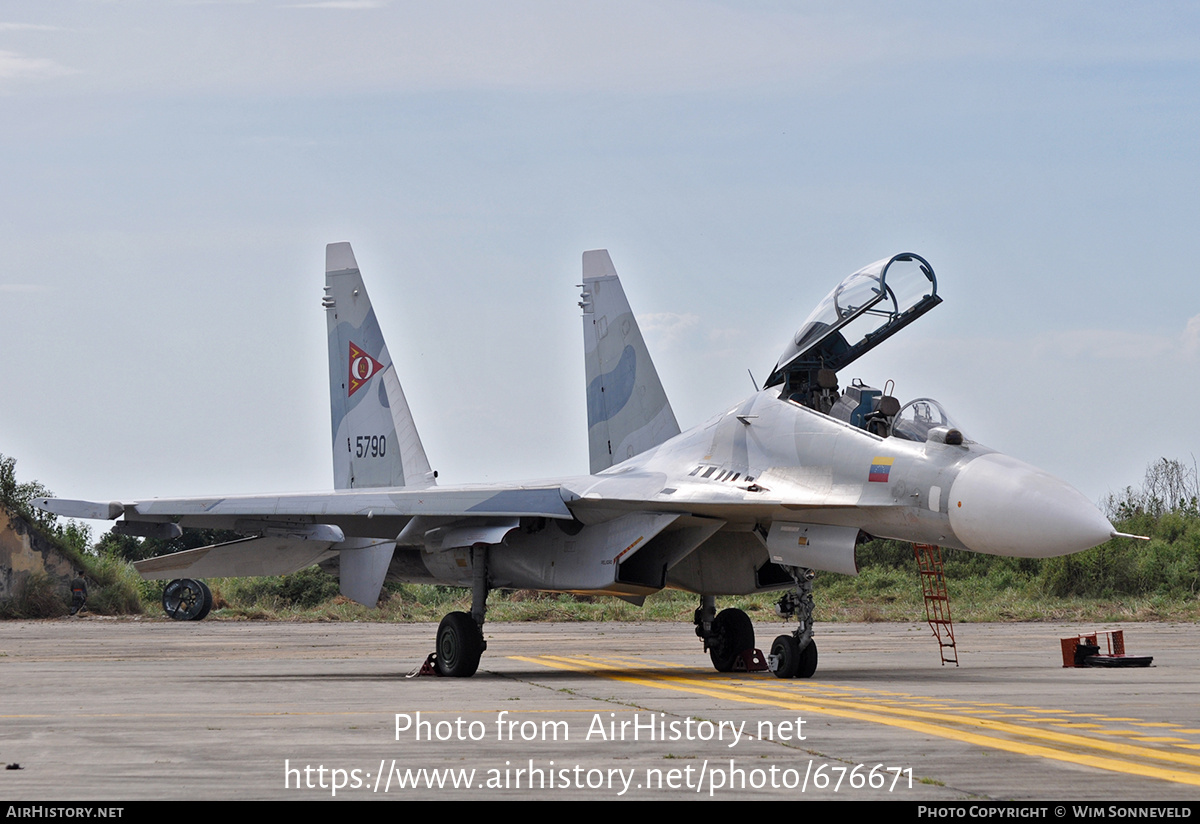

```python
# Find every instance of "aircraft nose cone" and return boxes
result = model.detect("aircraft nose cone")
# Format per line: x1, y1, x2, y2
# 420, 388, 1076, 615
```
948, 453, 1113, 557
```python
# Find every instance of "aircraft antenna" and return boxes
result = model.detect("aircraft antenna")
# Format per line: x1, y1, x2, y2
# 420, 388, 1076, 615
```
747, 369, 759, 392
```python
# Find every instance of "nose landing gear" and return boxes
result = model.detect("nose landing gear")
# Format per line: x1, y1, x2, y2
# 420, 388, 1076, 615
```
769, 568, 817, 678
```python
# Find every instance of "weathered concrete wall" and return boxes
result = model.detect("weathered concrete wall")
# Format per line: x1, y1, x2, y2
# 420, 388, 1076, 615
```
0, 506, 75, 601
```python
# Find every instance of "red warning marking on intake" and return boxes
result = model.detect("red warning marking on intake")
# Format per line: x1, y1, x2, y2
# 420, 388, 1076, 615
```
348, 342, 384, 397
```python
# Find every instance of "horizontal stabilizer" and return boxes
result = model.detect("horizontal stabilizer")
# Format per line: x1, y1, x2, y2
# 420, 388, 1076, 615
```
133, 536, 338, 580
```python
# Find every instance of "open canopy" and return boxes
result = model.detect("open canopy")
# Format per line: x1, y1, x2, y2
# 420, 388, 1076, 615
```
766, 252, 940, 391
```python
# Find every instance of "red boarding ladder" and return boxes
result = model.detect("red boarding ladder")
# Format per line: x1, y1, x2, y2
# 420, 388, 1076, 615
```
912, 543, 958, 666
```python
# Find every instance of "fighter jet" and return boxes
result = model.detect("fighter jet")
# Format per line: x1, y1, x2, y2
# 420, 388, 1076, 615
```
37, 243, 1121, 678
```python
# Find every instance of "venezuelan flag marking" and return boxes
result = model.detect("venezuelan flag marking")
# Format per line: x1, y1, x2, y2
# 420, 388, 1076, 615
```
869, 456, 895, 483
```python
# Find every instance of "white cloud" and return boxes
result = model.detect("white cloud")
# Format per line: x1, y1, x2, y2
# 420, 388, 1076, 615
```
3, 1, 927, 96
0, 49, 74, 82
704, 326, 746, 345
2, 4, 1193, 99
0, 23, 59, 32
1042, 318, 1200, 363
638, 311, 699, 348
1183, 314, 1200, 356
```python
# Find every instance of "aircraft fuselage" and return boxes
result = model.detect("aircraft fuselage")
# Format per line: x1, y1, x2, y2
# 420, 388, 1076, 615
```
383, 387, 1111, 598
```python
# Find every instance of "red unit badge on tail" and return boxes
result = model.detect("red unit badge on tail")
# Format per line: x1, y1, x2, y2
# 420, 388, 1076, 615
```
348, 342, 384, 397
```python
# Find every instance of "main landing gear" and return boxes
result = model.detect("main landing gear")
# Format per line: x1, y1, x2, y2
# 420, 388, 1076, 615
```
695, 568, 820, 678
424, 544, 489, 678
694, 596, 764, 672
162, 578, 212, 621
436, 612, 484, 677
769, 568, 817, 679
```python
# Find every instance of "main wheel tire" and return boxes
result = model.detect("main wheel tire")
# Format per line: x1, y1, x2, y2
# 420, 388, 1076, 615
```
162, 579, 207, 621
708, 608, 755, 672
797, 638, 818, 678
436, 612, 483, 678
771, 634, 800, 678
194, 581, 213, 621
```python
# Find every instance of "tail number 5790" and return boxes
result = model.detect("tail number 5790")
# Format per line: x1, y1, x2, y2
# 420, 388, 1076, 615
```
349, 435, 387, 458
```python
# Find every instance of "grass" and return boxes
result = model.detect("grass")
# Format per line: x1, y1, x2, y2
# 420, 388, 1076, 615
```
7, 503, 1200, 624
13, 550, 1200, 624
151, 568, 1200, 624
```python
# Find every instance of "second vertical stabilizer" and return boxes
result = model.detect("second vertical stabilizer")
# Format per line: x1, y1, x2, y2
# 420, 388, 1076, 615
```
580, 250, 680, 473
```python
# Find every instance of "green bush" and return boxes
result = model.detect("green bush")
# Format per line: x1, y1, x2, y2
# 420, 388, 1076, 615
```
85, 554, 145, 615
221, 566, 341, 610
854, 539, 914, 568
0, 572, 70, 618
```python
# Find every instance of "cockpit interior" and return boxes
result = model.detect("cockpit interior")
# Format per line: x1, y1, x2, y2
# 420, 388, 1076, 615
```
767, 253, 966, 444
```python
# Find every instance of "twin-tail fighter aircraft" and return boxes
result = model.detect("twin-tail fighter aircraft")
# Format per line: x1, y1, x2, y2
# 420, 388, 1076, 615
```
38, 244, 1121, 678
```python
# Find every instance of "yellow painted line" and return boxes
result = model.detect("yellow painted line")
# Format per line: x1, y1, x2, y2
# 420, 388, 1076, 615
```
526, 653, 1200, 755
579, 659, 1200, 751
1050, 723, 1105, 729
3, 711, 386, 719
514, 655, 1200, 787
584, 654, 683, 669
1047, 712, 1098, 717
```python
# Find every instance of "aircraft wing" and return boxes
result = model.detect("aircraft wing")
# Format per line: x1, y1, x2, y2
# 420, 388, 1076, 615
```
37, 483, 577, 527
37, 484, 587, 591
37, 470, 877, 536
36, 464, 896, 602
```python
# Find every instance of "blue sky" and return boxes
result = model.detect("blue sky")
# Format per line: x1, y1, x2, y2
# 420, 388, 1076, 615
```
1, 2, 1197, 509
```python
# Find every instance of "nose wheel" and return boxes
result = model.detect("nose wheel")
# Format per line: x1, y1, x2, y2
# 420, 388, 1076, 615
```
770, 634, 817, 678
769, 567, 818, 678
